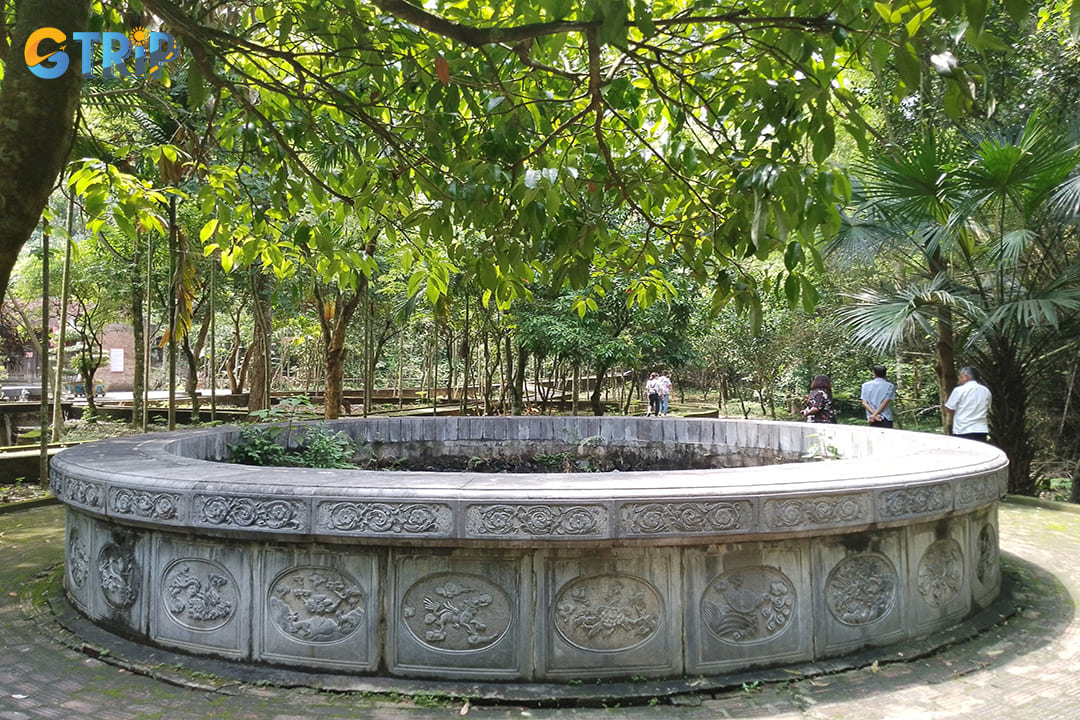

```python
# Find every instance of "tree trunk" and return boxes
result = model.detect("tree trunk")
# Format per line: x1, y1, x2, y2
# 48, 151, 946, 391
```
0, 0, 89, 307
510, 342, 527, 415
248, 271, 273, 413
130, 242, 146, 429
318, 289, 361, 421
590, 362, 610, 416
51, 202, 75, 441
985, 345, 1035, 496
934, 305, 957, 433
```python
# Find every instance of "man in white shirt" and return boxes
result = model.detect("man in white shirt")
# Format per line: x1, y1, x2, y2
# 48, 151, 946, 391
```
860, 365, 896, 428
944, 366, 992, 442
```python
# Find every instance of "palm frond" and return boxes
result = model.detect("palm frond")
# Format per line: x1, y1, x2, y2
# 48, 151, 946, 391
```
984, 263, 1080, 331
1049, 173, 1080, 222
837, 275, 983, 352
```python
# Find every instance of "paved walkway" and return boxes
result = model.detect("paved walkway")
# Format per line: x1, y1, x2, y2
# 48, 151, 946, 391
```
0, 498, 1077, 719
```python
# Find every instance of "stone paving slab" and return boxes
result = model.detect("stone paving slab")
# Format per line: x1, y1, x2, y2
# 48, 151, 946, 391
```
0, 498, 1077, 719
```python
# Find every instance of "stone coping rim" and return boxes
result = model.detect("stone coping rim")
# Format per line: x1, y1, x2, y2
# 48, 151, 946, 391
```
50, 417, 1008, 542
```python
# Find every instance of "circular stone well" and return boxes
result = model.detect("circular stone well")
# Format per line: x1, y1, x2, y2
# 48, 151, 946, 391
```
51, 417, 1007, 682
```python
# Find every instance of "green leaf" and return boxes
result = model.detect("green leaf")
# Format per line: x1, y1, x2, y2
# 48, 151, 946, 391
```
1003, 0, 1029, 24
904, 6, 935, 36
784, 241, 804, 271
964, 0, 989, 34
633, 0, 656, 37
800, 277, 820, 313
812, 117, 835, 164
200, 219, 220, 243
784, 273, 799, 307
1071, 0, 1080, 42
874, 2, 901, 22
895, 42, 922, 95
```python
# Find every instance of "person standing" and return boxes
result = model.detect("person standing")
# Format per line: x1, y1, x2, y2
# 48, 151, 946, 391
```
658, 371, 673, 417
860, 365, 896, 428
801, 374, 836, 423
944, 366, 992, 442
645, 372, 661, 416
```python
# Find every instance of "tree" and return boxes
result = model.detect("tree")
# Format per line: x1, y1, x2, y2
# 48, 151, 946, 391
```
840, 115, 1080, 495
6, 0, 1039, 314
0, 0, 88, 305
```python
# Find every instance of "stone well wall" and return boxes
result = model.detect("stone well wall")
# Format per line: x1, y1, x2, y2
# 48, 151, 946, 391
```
52, 417, 1007, 681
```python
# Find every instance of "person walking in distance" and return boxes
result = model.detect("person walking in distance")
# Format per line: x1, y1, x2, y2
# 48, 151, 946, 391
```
645, 372, 661, 417
658, 371, 673, 417
860, 365, 896, 428
944, 366, 992, 442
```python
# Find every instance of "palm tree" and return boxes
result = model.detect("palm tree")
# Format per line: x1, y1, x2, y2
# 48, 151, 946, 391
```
837, 114, 1080, 495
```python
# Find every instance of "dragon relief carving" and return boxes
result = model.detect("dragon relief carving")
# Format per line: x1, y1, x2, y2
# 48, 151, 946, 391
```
164, 561, 236, 627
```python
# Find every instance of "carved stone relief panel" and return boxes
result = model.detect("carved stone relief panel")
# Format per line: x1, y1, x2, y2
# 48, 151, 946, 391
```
825, 553, 897, 626
401, 573, 512, 652
194, 495, 306, 531
813, 532, 907, 657
317, 501, 452, 536
268, 567, 366, 644
148, 535, 250, 658
764, 494, 869, 530
161, 559, 238, 631
539, 550, 681, 679
98, 534, 140, 611
255, 550, 378, 671
553, 574, 662, 652
878, 484, 951, 519
466, 504, 607, 538
701, 566, 795, 643
68, 526, 89, 590
111, 487, 180, 521
390, 553, 527, 679
976, 524, 998, 586
917, 539, 964, 608
618, 501, 752, 535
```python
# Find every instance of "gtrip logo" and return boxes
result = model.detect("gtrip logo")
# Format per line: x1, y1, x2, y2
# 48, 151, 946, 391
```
25, 26, 178, 80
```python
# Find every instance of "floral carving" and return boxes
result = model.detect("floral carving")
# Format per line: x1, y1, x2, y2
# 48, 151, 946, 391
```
826, 553, 897, 625
879, 485, 950, 518
65, 477, 104, 508
765, 495, 867, 528
976, 524, 998, 585
196, 495, 304, 530
98, 539, 139, 610
318, 502, 447, 534
957, 476, 1001, 506
163, 560, 236, 629
620, 501, 751, 534
554, 575, 661, 652
402, 574, 510, 651
68, 528, 89, 589
111, 488, 179, 520
701, 567, 795, 643
269, 567, 365, 643
917, 539, 964, 607
468, 504, 603, 536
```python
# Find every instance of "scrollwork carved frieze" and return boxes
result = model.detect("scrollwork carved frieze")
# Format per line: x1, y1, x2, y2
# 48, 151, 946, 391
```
878, 484, 951, 519
194, 495, 306, 531
110, 487, 180, 520
317, 501, 451, 535
764, 494, 869, 529
619, 501, 752, 535
466, 504, 606, 537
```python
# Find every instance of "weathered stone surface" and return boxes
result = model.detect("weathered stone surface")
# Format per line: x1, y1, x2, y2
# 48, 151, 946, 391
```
53, 418, 1008, 682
